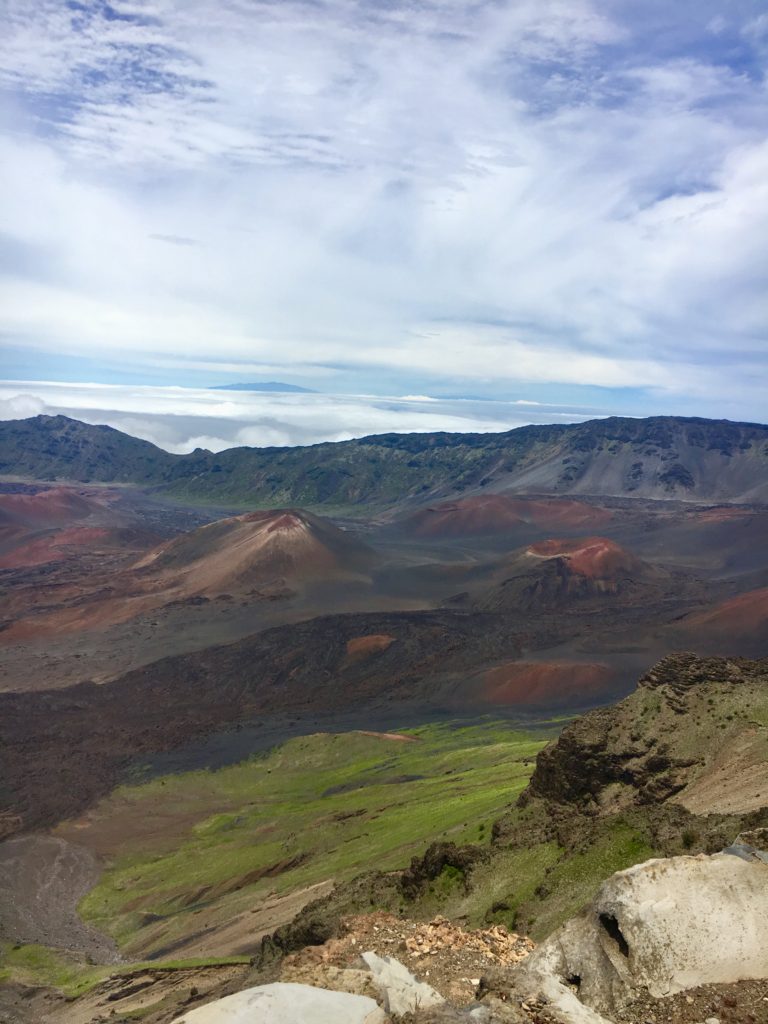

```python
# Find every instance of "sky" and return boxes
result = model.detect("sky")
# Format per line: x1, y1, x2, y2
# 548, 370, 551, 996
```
1, 0, 767, 451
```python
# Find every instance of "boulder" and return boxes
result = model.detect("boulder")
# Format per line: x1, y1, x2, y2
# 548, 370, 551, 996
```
170, 981, 387, 1024
362, 950, 445, 1016
507, 849, 768, 1024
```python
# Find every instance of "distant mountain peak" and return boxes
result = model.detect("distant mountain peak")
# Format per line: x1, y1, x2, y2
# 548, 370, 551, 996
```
210, 382, 317, 393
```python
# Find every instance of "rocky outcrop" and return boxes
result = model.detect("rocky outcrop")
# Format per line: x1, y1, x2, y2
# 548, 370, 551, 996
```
167, 840, 768, 1024
523, 654, 768, 808
362, 951, 444, 1016
637, 652, 762, 704
400, 842, 490, 900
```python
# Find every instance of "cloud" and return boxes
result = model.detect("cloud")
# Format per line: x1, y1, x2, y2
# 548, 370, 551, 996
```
0, 0, 766, 421
149, 233, 200, 247
0, 393, 47, 419
0, 380, 604, 452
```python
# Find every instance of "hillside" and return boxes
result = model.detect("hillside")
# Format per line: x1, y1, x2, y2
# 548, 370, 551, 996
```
400, 494, 614, 538
1, 414, 767, 508
2, 654, 767, 1023
471, 536, 660, 613
0, 508, 379, 647
526, 652, 768, 812
257, 652, 768, 957
133, 508, 377, 593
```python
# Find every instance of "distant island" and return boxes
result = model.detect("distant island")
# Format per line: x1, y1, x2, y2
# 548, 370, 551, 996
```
210, 382, 317, 394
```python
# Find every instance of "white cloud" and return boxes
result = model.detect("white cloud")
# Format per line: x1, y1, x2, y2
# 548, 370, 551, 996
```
0, 380, 602, 452
0, 393, 47, 419
0, 1, 766, 419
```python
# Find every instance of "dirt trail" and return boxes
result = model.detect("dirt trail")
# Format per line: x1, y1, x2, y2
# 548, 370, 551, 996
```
0, 835, 119, 963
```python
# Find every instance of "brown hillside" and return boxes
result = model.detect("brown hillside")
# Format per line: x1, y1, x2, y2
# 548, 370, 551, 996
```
403, 495, 612, 538
133, 508, 376, 595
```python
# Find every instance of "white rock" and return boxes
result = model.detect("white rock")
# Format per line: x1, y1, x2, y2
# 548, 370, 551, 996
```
507, 850, 768, 1024
170, 982, 387, 1024
362, 950, 444, 1015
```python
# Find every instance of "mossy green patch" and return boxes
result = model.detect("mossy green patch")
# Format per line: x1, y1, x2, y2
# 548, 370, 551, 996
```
0, 944, 108, 999
522, 821, 654, 938
0, 945, 251, 1001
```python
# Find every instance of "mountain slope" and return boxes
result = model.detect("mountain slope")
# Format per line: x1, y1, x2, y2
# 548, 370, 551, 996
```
0, 415, 176, 483
1, 414, 767, 507
399, 495, 613, 538
264, 653, 768, 956
210, 382, 316, 393
525, 651, 768, 812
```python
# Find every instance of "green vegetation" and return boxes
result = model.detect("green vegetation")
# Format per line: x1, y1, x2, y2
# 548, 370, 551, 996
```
396, 815, 654, 941
0, 945, 250, 999
520, 821, 654, 937
75, 720, 558, 956
0, 944, 107, 998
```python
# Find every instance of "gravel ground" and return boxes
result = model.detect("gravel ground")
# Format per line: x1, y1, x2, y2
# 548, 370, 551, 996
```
280, 911, 533, 1006
615, 979, 768, 1024
0, 835, 119, 963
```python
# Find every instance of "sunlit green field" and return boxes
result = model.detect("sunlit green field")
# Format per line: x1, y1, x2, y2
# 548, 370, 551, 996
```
72, 719, 559, 957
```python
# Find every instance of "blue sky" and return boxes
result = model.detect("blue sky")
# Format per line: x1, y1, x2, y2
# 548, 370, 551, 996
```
1, 0, 767, 445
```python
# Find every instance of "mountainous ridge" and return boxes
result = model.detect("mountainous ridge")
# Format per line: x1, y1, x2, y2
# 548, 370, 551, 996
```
1, 413, 767, 508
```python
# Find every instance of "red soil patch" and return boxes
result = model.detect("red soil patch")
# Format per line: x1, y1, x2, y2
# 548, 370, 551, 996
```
483, 661, 616, 706
0, 487, 106, 527
406, 496, 611, 538
526, 537, 638, 579
0, 527, 111, 569
680, 588, 768, 638
345, 635, 396, 662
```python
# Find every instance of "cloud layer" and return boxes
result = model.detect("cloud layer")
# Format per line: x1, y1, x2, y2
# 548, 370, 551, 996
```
0, 380, 608, 452
1, 1, 766, 419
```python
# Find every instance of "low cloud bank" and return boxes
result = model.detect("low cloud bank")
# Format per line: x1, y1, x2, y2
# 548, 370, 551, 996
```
0, 381, 603, 454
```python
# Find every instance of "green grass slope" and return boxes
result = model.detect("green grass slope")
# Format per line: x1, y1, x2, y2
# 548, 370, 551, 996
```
257, 654, 768, 957
60, 721, 557, 960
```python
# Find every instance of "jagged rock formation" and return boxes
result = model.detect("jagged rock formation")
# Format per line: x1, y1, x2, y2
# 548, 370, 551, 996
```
164, 838, 768, 1024
524, 653, 768, 810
